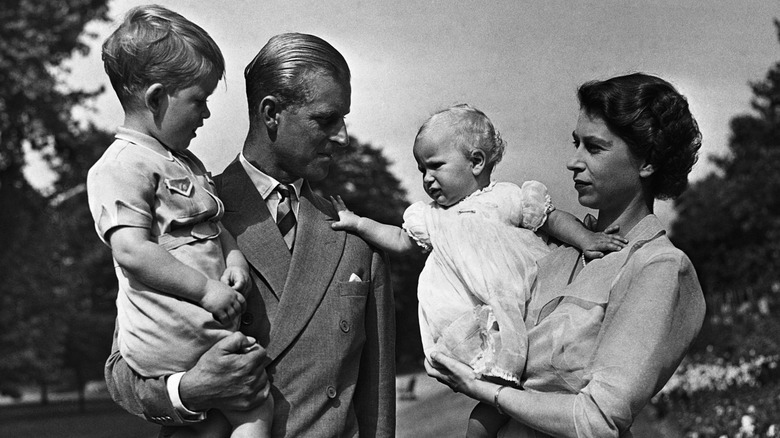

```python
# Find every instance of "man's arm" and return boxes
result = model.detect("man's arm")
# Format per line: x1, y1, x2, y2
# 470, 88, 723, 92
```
105, 323, 271, 425
353, 249, 396, 437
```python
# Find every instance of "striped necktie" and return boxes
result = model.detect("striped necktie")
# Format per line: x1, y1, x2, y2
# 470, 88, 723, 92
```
275, 184, 296, 251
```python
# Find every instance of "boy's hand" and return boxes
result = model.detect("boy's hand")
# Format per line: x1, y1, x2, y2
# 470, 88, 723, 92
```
201, 279, 246, 326
330, 195, 362, 232
582, 227, 628, 260
221, 265, 251, 295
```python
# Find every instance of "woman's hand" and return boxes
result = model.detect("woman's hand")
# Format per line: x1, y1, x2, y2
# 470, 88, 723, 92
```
425, 352, 491, 402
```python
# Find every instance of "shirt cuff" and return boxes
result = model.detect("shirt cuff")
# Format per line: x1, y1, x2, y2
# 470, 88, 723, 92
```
166, 372, 207, 422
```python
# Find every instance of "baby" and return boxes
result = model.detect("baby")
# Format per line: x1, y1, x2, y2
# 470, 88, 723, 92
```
86, 5, 271, 437
331, 104, 625, 437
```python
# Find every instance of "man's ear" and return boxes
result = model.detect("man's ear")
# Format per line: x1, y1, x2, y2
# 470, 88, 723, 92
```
261, 96, 281, 131
470, 149, 487, 176
639, 161, 655, 178
144, 83, 166, 115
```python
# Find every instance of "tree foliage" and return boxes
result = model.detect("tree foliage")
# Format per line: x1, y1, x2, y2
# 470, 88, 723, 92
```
0, 0, 112, 398
311, 136, 426, 369
672, 19, 780, 301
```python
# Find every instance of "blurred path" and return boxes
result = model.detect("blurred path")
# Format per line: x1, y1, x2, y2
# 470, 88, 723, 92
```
395, 372, 684, 437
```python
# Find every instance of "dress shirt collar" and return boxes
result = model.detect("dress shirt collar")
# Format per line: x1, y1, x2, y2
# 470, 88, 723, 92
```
238, 152, 303, 201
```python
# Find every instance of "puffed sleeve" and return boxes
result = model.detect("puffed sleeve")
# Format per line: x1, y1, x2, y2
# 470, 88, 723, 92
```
402, 201, 432, 252
516, 180, 555, 231
572, 251, 705, 436
87, 159, 155, 245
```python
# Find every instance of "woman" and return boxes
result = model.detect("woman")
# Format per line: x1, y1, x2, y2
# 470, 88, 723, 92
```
426, 73, 706, 438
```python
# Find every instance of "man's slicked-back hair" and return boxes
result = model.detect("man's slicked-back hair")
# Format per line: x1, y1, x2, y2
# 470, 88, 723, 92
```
244, 33, 350, 118
101, 4, 225, 109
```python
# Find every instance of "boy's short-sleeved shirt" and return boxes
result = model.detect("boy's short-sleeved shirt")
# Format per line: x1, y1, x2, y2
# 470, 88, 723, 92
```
86, 127, 233, 377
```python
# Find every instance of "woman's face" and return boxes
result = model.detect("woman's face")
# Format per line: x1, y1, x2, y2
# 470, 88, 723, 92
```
568, 110, 649, 212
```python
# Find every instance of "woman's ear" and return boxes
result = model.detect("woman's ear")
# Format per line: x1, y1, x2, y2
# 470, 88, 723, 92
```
639, 162, 655, 178
144, 83, 166, 115
470, 150, 487, 176
260, 96, 281, 131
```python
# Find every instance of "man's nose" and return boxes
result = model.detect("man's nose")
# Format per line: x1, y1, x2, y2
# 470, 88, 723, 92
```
331, 119, 349, 147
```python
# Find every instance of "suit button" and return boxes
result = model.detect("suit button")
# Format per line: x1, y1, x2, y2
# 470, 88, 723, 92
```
241, 312, 254, 326
326, 385, 337, 399
340, 320, 350, 332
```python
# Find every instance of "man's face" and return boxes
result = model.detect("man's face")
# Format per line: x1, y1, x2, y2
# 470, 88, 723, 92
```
272, 74, 351, 182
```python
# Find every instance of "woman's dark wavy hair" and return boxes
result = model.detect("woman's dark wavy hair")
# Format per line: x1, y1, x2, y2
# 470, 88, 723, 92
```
577, 73, 702, 199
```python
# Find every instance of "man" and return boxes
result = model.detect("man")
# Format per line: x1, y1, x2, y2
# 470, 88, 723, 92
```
105, 33, 396, 437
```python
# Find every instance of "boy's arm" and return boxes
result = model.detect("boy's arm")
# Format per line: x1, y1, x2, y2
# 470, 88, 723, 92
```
109, 226, 244, 324
218, 227, 251, 294
330, 196, 417, 255
541, 210, 627, 259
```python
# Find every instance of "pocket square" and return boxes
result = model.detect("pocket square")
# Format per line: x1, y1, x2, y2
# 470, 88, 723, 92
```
348, 273, 362, 282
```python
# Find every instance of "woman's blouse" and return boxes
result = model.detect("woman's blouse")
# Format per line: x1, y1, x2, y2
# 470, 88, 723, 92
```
499, 214, 706, 437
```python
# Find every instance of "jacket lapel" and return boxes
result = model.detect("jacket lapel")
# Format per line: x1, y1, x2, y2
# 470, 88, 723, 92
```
266, 183, 345, 360
218, 161, 291, 298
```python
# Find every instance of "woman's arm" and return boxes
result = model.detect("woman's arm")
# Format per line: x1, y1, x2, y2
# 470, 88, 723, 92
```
109, 226, 245, 325
330, 196, 417, 255
427, 250, 705, 438
426, 354, 578, 437
542, 209, 627, 259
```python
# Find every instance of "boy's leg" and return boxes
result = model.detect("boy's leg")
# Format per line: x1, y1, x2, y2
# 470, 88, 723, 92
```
467, 401, 510, 438
223, 395, 274, 438
158, 411, 231, 438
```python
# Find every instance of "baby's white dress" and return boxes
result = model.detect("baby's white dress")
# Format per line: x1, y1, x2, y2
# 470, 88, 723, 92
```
403, 181, 554, 384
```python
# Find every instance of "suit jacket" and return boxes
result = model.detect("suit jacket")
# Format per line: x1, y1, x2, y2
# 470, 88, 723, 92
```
104, 160, 396, 437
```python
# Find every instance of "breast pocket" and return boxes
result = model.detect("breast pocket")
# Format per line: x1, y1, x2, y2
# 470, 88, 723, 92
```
546, 299, 605, 392
336, 281, 370, 338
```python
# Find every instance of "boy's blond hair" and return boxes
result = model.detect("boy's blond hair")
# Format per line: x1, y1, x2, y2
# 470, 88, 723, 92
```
102, 4, 225, 110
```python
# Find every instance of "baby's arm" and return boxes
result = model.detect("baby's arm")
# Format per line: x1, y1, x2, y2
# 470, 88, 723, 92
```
109, 226, 245, 325
541, 210, 628, 259
218, 228, 251, 295
330, 195, 417, 255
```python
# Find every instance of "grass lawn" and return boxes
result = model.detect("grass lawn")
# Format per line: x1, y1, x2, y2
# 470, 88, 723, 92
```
0, 399, 158, 438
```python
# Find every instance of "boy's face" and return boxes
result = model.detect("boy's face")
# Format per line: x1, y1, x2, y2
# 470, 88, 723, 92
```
157, 72, 220, 152
413, 127, 479, 207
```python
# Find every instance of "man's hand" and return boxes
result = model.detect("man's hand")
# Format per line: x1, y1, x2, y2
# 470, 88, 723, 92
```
329, 195, 362, 232
200, 279, 246, 326
179, 332, 271, 412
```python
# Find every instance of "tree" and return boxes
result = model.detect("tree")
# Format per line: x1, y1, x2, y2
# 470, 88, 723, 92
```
672, 19, 780, 303
310, 136, 426, 370
0, 0, 111, 402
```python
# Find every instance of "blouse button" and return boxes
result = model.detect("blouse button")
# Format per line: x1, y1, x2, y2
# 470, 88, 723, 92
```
340, 320, 350, 333
326, 385, 337, 399
241, 312, 254, 326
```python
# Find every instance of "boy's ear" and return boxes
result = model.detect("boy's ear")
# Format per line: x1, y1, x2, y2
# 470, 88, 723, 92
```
470, 150, 487, 176
144, 83, 166, 115
260, 96, 281, 131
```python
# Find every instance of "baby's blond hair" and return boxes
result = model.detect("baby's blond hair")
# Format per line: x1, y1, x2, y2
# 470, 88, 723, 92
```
416, 104, 505, 171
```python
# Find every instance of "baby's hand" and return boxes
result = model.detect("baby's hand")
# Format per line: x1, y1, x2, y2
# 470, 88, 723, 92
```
582, 226, 628, 260
201, 279, 246, 326
221, 265, 251, 295
330, 195, 362, 232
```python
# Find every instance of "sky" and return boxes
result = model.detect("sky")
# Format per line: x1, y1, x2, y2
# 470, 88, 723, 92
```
49, 0, 780, 226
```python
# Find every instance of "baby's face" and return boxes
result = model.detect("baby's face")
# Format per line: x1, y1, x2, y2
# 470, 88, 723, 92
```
413, 129, 479, 207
